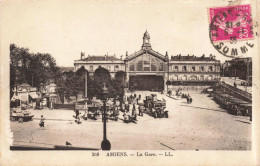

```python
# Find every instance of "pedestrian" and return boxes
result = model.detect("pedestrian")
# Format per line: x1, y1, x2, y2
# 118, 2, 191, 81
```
83, 108, 88, 120
39, 115, 45, 129
138, 105, 143, 116
134, 93, 136, 99
234, 82, 237, 88
75, 109, 79, 119
76, 113, 81, 124
139, 94, 141, 100
132, 103, 136, 116
125, 104, 129, 113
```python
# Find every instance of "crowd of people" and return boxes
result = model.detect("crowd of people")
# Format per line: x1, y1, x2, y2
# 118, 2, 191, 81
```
71, 93, 144, 124
167, 89, 193, 104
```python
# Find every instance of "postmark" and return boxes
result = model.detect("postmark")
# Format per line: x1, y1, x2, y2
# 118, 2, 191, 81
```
209, 4, 255, 57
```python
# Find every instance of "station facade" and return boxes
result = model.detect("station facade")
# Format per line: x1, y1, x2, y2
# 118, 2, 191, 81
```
74, 31, 221, 91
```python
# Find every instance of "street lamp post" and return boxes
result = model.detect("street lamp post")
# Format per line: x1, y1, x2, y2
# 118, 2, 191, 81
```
15, 70, 18, 108
100, 83, 111, 150
15, 60, 22, 108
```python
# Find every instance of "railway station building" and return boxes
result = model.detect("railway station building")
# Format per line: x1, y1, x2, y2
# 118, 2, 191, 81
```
74, 31, 221, 91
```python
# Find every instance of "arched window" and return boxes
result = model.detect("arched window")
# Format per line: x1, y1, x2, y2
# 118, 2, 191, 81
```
200, 66, 204, 72
173, 75, 178, 80
208, 75, 213, 81
182, 75, 187, 80
209, 66, 213, 72
114, 65, 119, 71
90, 66, 93, 72
190, 75, 197, 80
192, 66, 196, 72
170, 75, 174, 81
200, 75, 204, 80
183, 66, 187, 71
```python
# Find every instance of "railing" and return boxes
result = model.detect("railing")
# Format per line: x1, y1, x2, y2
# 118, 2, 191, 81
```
220, 82, 252, 102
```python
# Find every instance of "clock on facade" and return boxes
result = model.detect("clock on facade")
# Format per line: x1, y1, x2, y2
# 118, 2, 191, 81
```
145, 39, 149, 43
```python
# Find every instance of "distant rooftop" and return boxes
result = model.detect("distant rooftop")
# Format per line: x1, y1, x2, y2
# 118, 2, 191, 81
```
225, 57, 252, 62
170, 55, 218, 61
59, 66, 74, 72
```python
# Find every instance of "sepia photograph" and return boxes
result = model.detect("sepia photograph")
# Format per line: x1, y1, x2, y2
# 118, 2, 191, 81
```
0, 0, 259, 165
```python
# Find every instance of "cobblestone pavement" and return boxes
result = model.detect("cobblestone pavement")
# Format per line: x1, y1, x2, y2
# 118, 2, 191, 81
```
10, 91, 251, 150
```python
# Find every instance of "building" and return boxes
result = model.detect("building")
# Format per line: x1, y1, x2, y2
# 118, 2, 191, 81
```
74, 53, 124, 78
168, 54, 221, 86
222, 57, 252, 84
74, 31, 221, 91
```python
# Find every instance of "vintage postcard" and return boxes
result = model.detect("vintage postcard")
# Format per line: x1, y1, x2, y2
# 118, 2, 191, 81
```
0, 0, 259, 165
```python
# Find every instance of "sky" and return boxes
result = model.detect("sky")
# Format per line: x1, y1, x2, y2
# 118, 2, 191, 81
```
0, 0, 256, 67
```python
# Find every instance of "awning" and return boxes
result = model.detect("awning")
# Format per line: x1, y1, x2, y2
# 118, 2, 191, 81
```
29, 92, 39, 99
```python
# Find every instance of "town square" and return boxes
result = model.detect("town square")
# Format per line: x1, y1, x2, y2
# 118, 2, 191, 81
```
11, 89, 251, 150
1, 1, 259, 165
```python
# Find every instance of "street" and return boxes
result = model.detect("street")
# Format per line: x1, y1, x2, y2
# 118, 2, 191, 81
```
11, 91, 251, 150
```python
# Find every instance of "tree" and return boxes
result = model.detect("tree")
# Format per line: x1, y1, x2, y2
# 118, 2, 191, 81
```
115, 70, 126, 86
113, 71, 126, 99
10, 44, 30, 87
10, 44, 60, 89
28, 53, 59, 87
63, 71, 84, 103
93, 67, 113, 98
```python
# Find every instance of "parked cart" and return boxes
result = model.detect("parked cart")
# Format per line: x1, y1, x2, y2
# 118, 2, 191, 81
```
10, 109, 34, 123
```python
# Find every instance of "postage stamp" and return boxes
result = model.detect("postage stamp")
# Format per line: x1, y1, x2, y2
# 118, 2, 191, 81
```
208, 4, 255, 58
209, 4, 253, 43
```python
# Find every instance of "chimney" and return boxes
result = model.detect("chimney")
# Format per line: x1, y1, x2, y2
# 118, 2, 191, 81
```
104, 55, 107, 60
120, 55, 123, 60
114, 54, 116, 57
81, 52, 85, 60
126, 51, 128, 57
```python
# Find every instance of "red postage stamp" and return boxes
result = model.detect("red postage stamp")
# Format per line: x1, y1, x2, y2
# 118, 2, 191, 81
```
209, 4, 253, 42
